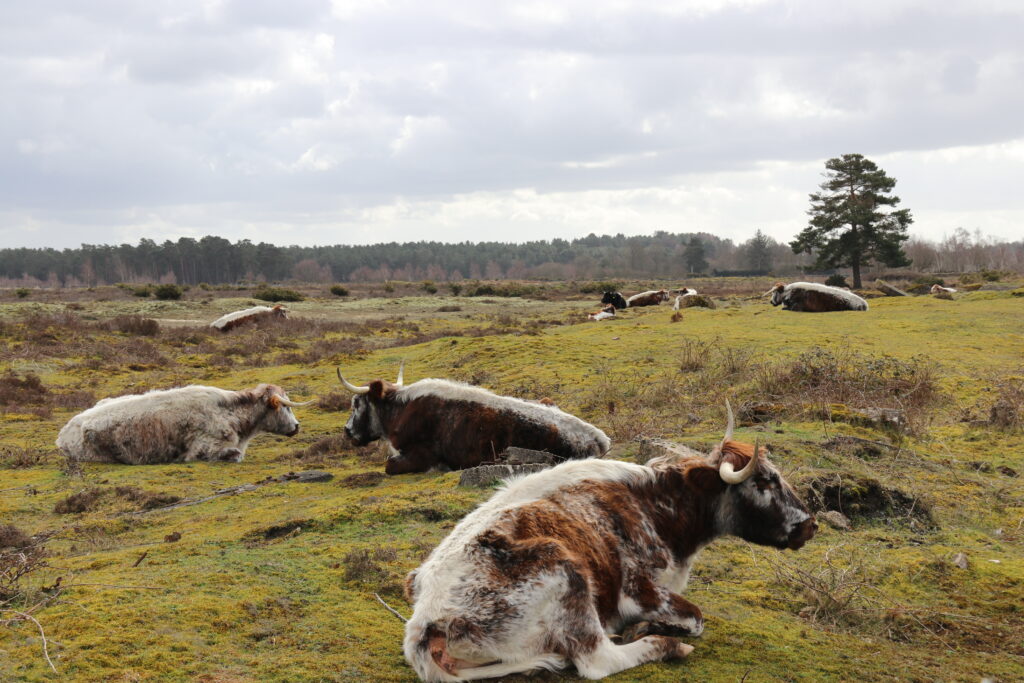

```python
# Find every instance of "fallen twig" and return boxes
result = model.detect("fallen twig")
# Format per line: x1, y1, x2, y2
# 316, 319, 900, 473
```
2, 610, 57, 673
374, 592, 408, 623
66, 583, 166, 591
132, 551, 148, 568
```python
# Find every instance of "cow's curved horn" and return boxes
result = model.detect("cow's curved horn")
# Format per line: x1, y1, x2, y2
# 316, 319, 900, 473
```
719, 438, 760, 485
279, 397, 316, 407
396, 360, 405, 387
336, 368, 370, 394
721, 399, 735, 445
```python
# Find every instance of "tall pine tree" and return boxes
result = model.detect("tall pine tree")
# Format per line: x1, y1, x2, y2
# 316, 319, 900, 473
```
791, 153, 912, 288
683, 236, 708, 274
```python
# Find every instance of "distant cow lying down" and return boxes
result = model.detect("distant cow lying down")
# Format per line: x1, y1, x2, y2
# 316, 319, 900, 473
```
210, 304, 287, 332
626, 290, 669, 307
587, 304, 616, 321
767, 282, 868, 312
56, 384, 313, 464
337, 364, 611, 474
930, 284, 957, 294
402, 402, 817, 681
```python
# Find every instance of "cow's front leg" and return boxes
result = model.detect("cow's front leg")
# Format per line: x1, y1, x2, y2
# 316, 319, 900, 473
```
217, 447, 244, 462
384, 444, 432, 475
622, 589, 704, 641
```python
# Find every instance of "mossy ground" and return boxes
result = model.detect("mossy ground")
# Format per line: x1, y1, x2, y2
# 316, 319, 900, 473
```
1, 283, 1022, 682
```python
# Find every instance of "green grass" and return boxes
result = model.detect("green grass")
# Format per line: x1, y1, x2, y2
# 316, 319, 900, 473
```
1, 285, 1022, 681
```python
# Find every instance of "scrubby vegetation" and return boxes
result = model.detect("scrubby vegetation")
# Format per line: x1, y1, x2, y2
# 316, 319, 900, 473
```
0, 280, 1021, 681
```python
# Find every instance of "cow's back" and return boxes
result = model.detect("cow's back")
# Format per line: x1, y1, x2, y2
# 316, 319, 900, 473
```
391, 383, 610, 469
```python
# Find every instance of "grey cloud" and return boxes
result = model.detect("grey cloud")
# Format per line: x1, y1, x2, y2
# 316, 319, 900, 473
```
1, 0, 1023, 246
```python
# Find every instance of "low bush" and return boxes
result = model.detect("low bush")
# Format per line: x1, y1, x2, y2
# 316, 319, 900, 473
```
153, 283, 183, 300
132, 284, 153, 297
253, 286, 304, 302
330, 284, 349, 297
110, 315, 160, 336
825, 274, 849, 288
421, 280, 438, 294
14, 287, 30, 299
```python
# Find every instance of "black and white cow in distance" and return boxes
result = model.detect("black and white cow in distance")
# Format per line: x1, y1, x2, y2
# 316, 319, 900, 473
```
337, 364, 611, 475
600, 292, 628, 310
402, 402, 817, 681
56, 384, 313, 464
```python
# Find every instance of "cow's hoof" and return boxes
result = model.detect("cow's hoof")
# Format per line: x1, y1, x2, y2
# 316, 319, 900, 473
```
620, 621, 650, 644
674, 642, 695, 658
218, 448, 243, 462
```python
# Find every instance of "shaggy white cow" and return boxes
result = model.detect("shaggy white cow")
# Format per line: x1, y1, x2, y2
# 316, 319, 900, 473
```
56, 384, 312, 464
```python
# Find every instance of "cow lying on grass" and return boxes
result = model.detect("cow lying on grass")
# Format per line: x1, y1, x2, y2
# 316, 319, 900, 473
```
403, 402, 817, 681
210, 304, 287, 331
337, 364, 610, 474
57, 384, 313, 464
767, 282, 868, 312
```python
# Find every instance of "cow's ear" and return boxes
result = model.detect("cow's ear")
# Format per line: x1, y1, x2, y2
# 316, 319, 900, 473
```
368, 380, 387, 400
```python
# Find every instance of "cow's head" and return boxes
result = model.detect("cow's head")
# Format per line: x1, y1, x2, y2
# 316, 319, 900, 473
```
271, 304, 289, 318
765, 282, 786, 307
710, 402, 816, 550
337, 362, 405, 446
257, 384, 312, 437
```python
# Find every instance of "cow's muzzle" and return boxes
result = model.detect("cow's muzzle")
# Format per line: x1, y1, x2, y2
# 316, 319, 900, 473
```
286, 425, 300, 437
788, 517, 817, 550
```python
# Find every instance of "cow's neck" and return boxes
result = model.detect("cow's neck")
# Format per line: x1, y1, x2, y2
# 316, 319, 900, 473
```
230, 400, 265, 439
639, 465, 727, 563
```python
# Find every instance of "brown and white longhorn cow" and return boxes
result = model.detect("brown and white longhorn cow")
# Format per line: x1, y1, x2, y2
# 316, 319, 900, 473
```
930, 284, 957, 294
337, 364, 610, 474
587, 304, 616, 321
402, 402, 817, 681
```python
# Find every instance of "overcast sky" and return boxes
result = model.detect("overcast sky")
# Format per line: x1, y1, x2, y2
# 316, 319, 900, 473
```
2, 0, 1022, 249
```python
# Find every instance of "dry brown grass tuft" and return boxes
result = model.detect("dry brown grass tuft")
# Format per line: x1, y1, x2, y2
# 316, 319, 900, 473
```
54, 487, 106, 514
0, 446, 52, 469
341, 548, 398, 583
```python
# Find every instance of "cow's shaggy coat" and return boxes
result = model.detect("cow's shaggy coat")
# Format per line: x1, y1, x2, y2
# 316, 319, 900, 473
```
768, 282, 868, 312
57, 384, 305, 464
340, 374, 611, 475
210, 304, 287, 331
403, 426, 816, 681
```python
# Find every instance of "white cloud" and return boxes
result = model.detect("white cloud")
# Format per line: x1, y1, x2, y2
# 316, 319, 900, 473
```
0, 0, 1022, 248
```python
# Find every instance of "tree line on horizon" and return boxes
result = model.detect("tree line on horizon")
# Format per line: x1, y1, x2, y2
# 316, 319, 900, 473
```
2, 155, 1022, 288
0, 228, 1020, 288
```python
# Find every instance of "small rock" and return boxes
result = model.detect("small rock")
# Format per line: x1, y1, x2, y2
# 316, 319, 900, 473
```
996, 465, 1018, 478
500, 447, 557, 465
952, 552, 969, 570
164, 532, 181, 543
820, 510, 851, 531
634, 438, 704, 465
285, 470, 333, 483
874, 279, 908, 297
458, 464, 548, 487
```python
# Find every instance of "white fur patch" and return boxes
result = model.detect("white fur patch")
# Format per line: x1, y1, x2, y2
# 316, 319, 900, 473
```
395, 379, 611, 456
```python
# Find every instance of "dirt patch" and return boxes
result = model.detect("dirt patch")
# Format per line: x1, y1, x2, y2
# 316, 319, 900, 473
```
54, 487, 106, 514
55, 486, 181, 514
0, 524, 32, 549
801, 475, 935, 529
245, 520, 312, 544
112, 485, 183, 510
340, 471, 385, 488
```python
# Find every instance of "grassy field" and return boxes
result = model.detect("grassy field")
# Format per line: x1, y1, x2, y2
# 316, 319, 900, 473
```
1, 281, 1022, 682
